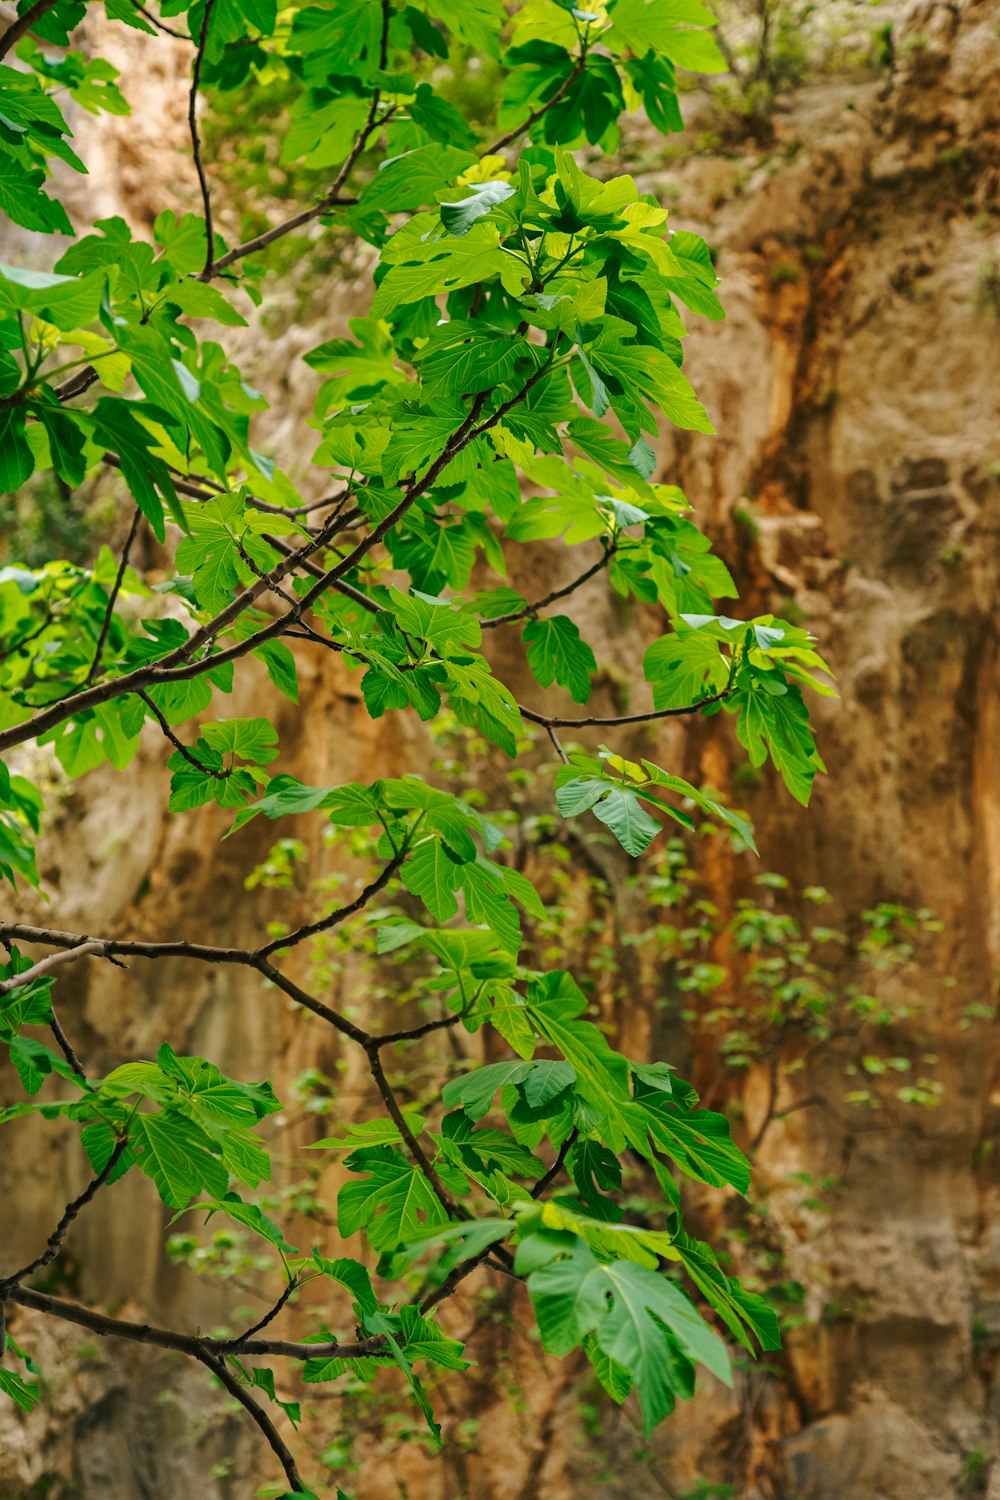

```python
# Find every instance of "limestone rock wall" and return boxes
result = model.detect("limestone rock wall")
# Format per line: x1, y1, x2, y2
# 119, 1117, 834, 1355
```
1, 3, 999, 1496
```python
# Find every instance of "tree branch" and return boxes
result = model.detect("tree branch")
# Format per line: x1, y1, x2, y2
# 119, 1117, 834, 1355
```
133, 1, 190, 39
531, 1129, 576, 1199
0, 941, 104, 996
255, 850, 406, 960
86, 507, 143, 685
519, 681, 736, 730
0, 1140, 127, 1294
192, 1348, 306, 1492
0, 363, 552, 758
484, 52, 588, 155
217, 1277, 299, 1353
137, 689, 228, 779
365, 1042, 468, 1221
189, 0, 218, 278
48, 1008, 87, 1078
0, 0, 62, 61
481, 546, 614, 630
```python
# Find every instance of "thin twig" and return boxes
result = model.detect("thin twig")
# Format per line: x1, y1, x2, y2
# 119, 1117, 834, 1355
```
204, 0, 393, 278
0, 942, 104, 997
194, 1347, 307, 1492
255, 851, 407, 960
482, 546, 614, 630
531, 1129, 576, 1199
134, 1, 190, 39
0, 0, 62, 61
189, 0, 218, 276
365, 1043, 468, 1221
545, 724, 569, 764
375, 1012, 462, 1047
483, 52, 588, 155
0, 1140, 127, 1293
86, 508, 142, 685
521, 682, 736, 731
217, 1277, 299, 1352
48, 1010, 87, 1078
137, 690, 228, 778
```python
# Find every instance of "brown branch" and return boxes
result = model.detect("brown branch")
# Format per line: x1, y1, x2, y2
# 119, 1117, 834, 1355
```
519, 681, 736, 730
199, 194, 359, 277
531, 1129, 576, 1199
86, 507, 142, 685
137, 689, 228, 779
0, 0, 62, 61
0, 362, 552, 759
133, 2, 191, 39
205, 0, 392, 278
0, 941, 104, 996
48, 1008, 87, 1078
0, 1139, 127, 1293
545, 724, 569, 764
484, 52, 588, 155
481, 546, 613, 630
192, 1347, 306, 1491
365, 1043, 468, 1221
189, 0, 219, 277
255, 851, 406, 960
0, 923, 369, 1049
375, 1012, 462, 1047
217, 1277, 299, 1353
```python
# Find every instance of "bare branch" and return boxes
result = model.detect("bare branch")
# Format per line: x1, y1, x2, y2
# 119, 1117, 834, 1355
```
375, 1012, 462, 1047
192, 1348, 306, 1492
189, 0, 218, 276
48, 1008, 87, 1078
0, 941, 104, 997
531, 1129, 577, 1199
255, 850, 407, 960
133, 2, 190, 39
86, 507, 143, 685
484, 52, 588, 155
520, 682, 736, 731
482, 546, 614, 630
0, 1139, 127, 1293
217, 1277, 300, 1353
137, 690, 228, 779
0, 0, 62, 61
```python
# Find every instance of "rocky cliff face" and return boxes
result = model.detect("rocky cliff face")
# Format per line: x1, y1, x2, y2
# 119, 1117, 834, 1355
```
1, 3, 998, 1497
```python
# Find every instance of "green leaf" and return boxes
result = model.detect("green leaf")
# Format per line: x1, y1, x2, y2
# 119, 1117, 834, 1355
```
0, 261, 105, 330
644, 630, 729, 709
338, 1146, 449, 1252
130, 1112, 229, 1209
401, 836, 464, 923
440, 178, 516, 237
361, 144, 476, 213
309, 1253, 378, 1315
522, 616, 597, 704
0, 407, 32, 493
520, 1232, 731, 1434
0, 1365, 39, 1412
185, 1193, 299, 1256
670, 1229, 781, 1353
442, 1059, 576, 1121
201, 717, 279, 765
732, 674, 825, 806
556, 776, 662, 857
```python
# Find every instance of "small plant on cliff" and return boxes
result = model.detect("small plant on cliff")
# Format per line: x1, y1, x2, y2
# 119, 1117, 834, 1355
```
0, 0, 832, 1491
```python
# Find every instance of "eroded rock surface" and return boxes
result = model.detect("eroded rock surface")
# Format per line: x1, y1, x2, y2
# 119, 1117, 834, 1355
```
1, 3, 999, 1496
